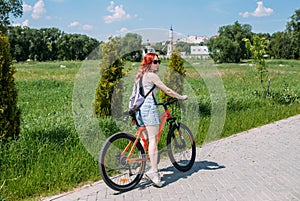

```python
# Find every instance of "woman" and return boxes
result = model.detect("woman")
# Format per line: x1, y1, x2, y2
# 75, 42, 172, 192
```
134, 53, 187, 187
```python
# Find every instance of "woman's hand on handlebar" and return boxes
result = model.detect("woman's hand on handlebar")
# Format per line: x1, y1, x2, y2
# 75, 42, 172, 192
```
181, 95, 188, 100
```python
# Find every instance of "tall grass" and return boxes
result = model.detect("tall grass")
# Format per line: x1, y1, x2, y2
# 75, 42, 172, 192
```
181, 59, 300, 145
0, 61, 99, 201
195, 60, 300, 143
0, 60, 299, 200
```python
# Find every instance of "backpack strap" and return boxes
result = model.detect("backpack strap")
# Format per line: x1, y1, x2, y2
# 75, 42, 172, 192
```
139, 76, 156, 98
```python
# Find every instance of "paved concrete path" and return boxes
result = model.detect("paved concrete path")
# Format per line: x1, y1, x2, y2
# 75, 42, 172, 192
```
43, 114, 300, 201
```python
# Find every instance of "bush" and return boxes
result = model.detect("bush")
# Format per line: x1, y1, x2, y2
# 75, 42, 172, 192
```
160, 51, 185, 103
0, 33, 21, 142
99, 116, 120, 137
94, 37, 124, 117
269, 84, 300, 104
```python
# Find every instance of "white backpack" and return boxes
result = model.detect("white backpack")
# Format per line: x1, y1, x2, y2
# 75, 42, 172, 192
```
128, 76, 156, 110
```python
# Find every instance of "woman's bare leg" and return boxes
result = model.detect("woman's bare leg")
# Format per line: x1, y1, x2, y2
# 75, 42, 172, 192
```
146, 124, 159, 172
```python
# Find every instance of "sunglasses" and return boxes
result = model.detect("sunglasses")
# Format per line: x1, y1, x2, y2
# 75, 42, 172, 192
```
153, 60, 161, 64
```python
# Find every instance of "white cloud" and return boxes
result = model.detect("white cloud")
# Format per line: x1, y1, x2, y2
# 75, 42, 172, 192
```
32, 0, 46, 19
103, 1, 135, 23
23, 2, 32, 12
240, 11, 250, 18
118, 27, 128, 33
68, 22, 94, 31
12, 23, 20, 27
69, 21, 80, 27
253, 1, 273, 16
12, 19, 30, 27
82, 24, 93, 31
107, 1, 115, 13
240, 1, 273, 18
22, 19, 30, 26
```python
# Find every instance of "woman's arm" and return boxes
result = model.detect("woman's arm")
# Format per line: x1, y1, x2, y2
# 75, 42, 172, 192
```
147, 72, 187, 100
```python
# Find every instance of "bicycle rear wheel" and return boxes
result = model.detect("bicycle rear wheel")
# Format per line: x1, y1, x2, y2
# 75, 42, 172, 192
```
99, 132, 146, 191
167, 123, 196, 172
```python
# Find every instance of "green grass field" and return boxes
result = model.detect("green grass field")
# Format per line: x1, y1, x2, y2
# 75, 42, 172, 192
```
0, 59, 299, 201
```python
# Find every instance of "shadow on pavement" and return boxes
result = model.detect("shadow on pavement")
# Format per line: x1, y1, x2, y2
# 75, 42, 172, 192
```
135, 160, 225, 190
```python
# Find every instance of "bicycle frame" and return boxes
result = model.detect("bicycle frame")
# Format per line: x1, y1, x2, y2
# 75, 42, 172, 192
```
99, 99, 196, 191
123, 105, 177, 163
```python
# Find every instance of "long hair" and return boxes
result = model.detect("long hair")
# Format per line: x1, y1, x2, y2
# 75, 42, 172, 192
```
135, 53, 158, 80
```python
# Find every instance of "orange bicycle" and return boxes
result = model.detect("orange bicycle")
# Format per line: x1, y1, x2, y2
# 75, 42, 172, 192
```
99, 99, 196, 191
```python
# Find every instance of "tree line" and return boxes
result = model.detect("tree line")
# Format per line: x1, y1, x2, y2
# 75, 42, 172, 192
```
207, 9, 300, 63
7, 26, 101, 61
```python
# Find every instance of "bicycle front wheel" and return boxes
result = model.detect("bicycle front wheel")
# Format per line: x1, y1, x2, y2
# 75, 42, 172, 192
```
167, 123, 196, 172
99, 132, 146, 191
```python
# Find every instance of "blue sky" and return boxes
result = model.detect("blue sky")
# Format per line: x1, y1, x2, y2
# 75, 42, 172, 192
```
12, 0, 299, 42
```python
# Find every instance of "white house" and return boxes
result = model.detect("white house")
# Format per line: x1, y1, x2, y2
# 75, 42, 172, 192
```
190, 45, 209, 59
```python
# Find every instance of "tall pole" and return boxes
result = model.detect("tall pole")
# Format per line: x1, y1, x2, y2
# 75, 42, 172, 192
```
167, 25, 173, 57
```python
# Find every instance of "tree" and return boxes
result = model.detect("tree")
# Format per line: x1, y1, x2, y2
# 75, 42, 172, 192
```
0, 0, 23, 33
8, 26, 31, 61
269, 32, 292, 59
119, 33, 142, 61
160, 51, 185, 103
207, 21, 252, 63
30, 29, 50, 61
208, 35, 240, 63
39, 28, 62, 61
94, 36, 124, 117
286, 9, 300, 59
243, 35, 269, 95
0, 33, 21, 142
7, 26, 100, 61
174, 42, 192, 55
0, 1, 22, 142
55, 32, 99, 61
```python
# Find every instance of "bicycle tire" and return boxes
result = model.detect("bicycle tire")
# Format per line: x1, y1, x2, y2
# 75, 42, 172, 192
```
167, 123, 196, 172
99, 132, 146, 191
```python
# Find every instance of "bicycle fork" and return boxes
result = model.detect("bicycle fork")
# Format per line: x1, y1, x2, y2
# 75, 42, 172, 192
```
170, 121, 187, 149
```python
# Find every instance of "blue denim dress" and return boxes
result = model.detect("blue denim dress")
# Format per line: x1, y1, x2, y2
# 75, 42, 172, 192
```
136, 96, 159, 127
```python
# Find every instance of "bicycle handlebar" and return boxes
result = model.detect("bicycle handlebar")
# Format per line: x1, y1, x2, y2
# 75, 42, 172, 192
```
156, 98, 178, 107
